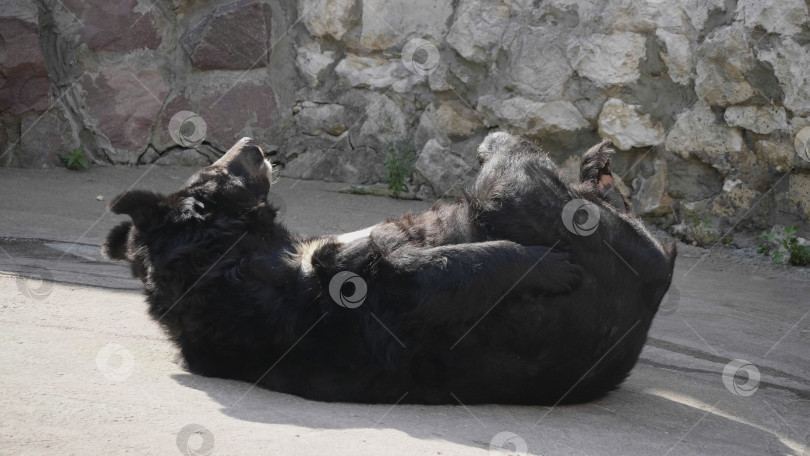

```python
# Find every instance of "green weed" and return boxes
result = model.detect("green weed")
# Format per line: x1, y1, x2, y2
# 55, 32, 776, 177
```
759, 225, 810, 266
382, 140, 416, 199
60, 147, 89, 170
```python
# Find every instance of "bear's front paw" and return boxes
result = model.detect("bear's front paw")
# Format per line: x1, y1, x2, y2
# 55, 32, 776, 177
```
580, 140, 615, 184
522, 247, 583, 295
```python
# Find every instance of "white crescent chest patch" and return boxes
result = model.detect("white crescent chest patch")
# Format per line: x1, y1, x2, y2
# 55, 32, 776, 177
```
293, 227, 374, 275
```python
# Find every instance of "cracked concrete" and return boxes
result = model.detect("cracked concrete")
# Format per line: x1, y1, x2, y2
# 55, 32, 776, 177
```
1, 166, 809, 455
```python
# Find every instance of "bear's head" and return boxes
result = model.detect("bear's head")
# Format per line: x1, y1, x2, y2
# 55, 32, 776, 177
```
103, 138, 284, 328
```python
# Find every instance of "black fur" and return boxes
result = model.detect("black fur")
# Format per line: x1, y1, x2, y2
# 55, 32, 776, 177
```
103, 134, 675, 404
102, 221, 131, 260
579, 139, 632, 211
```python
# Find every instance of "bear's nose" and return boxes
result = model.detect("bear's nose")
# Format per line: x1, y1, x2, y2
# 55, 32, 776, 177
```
213, 137, 267, 171
239, 137, 270, 157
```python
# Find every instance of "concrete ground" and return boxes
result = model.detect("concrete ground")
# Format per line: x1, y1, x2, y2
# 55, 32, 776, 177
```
1, 166, 808, 456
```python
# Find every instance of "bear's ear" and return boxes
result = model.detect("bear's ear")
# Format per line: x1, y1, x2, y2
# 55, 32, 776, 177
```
102, 221, 132, 260
108, 190, 166, 232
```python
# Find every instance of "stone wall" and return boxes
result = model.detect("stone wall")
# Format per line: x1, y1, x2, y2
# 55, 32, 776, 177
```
2, 0, 810, 234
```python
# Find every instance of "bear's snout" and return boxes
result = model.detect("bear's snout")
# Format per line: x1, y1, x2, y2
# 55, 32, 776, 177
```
212, 137, 274, 197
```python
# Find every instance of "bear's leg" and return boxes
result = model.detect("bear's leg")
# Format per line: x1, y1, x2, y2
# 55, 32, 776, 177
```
579, 140, 631, 212
388, 240, 582, 322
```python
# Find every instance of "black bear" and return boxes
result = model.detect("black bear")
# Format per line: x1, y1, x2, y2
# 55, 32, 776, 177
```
104, 133, 675, 404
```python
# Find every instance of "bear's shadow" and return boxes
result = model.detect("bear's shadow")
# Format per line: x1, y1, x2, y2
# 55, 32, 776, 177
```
171, 372, 799, 454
